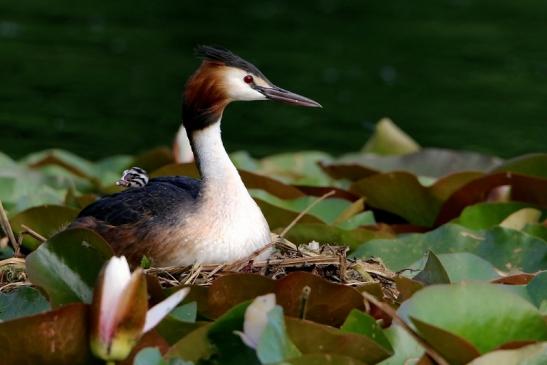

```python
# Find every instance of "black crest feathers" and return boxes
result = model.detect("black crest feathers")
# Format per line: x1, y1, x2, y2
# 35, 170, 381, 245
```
195, 45, 265, 78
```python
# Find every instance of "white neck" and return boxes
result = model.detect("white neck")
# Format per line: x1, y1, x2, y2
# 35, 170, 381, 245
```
190, 121, 240, 182
175, 120, 271, 265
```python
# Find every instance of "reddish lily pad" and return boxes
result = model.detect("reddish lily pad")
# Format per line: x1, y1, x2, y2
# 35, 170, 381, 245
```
435, 173, 547, 225
206, 273, 365, 327
275, 272, 365, 327
0, 303, 98, 365
284, 353, 367, 365
286, 317, 393, 364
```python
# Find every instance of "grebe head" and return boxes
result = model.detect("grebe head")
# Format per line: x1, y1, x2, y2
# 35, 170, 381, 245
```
183, 45, 321, 131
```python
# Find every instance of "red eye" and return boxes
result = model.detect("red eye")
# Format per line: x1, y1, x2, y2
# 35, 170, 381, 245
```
243, 75, 254, 84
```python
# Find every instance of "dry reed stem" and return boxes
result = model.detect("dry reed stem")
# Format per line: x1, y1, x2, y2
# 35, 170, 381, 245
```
0, 200, 19, 255
20, 224, 47, 242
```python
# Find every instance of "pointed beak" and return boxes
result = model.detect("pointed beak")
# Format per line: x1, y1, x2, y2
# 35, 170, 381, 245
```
255, 85, 322, 108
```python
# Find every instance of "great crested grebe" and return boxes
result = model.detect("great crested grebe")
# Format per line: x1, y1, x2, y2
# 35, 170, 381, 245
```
70, 46, 321, 267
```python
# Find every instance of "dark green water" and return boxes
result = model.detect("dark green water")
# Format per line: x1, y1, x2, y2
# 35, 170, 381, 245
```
0, 0, 545, 160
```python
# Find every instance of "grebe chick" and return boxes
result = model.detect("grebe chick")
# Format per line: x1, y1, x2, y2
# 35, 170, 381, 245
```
116, 167, 149, 188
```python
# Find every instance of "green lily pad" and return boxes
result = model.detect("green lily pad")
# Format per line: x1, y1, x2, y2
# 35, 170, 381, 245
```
255, 198, 322, 230
134, 347, 192, 365
378, 325, 423, 365
26, 228, 113, 306
352, 224, 547, 272
10, 205, 79, 250
257, 306, 301, 364
466, 342, 547, 365
340, 309, 392, 352
410, 317, 481, 364
361, 118, 421, 156
282, 223, 393, 248
351, 172, 440, 226
93, 155, 133, 187
398, 283, 547, 353
412, 251, 450, 285
207, 301, 260, 365
350, 170, 501, 227
251, 190, 355, 225
131, 147, 174, 173
408, 252, 500, 282
155, 302, 201, 344
492, 153, 547, 179
0, 286, 51, 321
455, 202, 540, 230
500, 208, 542, 230
527, 271, 547, 311
166, 323, 214, 363
22, 149, 97, 180
259, 151, 333, 185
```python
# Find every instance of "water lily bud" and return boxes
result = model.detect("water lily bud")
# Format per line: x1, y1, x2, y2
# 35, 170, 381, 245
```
90, 256, 148, 361
90, 256, 191, 362
235, 293, 276, 349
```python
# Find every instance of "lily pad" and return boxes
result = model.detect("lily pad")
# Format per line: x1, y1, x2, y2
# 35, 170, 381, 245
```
206, 272, 365, 327
499, 208, 542, 230
256, 305, 301, 364
378, 325, 423, 365
251, 190, 355, 225
0, 303, 97, 365
9, 205, 79, 250
412, 251, 450, 285
286, 317, 393, 364
527, 271, 547, 310
350, 171, 498, 227
436, 173, 547, 225
0, 286, 51, 321
165, 323, 214, 363
282, 223, 393, 248
26, 228, 113, 306
492, 153, 547, 179
352, 224, 547, 272
455, 202, 540, 230
398, 283, 547, 353
282, 353, 367, 365
338, 148, 500, 178
361, 118, 420, 156
408, 252, 500, 283
466, 342, 547, 365
340, 309, 392, 352
207, 301, 260, 365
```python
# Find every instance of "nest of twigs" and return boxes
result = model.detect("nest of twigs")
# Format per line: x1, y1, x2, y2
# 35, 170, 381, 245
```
146, 235, 399, 300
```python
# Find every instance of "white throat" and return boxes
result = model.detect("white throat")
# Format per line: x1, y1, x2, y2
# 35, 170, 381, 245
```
173, 121, 270, 265
191, 121, 239, 182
